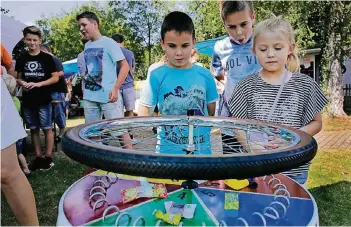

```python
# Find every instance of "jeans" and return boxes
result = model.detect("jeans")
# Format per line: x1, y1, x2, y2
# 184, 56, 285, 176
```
23, 104, 52, 130
51, 92, 66, 128
287, 171, 309, 185
84, 97, 124, 124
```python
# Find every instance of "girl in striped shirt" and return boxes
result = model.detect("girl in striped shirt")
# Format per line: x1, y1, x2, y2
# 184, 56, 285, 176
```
228, 16, 328, 185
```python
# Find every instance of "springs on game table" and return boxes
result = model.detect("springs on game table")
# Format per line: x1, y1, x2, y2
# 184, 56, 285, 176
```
101, 205, 144, 226
235, 175, 291, 227
89, 172, 119, 211
89, 172, 146, 226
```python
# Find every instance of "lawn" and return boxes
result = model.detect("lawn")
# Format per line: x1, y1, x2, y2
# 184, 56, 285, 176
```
322, 115, 351, 131
1, 116, 351, 226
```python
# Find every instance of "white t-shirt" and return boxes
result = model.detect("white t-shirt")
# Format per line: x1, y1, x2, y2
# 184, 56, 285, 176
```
1, 78, 27, 150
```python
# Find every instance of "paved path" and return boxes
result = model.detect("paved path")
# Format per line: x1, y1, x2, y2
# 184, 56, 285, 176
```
314, 131, 351, 149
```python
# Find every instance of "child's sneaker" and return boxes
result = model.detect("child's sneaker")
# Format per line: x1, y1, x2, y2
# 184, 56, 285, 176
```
29, 157, 44, 172
40, 157, 54, 170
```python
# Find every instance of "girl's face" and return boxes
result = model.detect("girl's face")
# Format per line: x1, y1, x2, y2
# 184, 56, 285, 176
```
224, 11, 255, 45
252, 31, 295, 74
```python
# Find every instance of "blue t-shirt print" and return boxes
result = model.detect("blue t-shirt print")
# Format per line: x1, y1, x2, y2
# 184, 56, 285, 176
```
161, 84, 206, 116
161, 84, 207, 149
84, 48, 104, 91
140, 65, 219, 155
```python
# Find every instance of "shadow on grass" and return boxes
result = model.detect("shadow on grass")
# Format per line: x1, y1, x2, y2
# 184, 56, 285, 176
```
310, 181, 351, 226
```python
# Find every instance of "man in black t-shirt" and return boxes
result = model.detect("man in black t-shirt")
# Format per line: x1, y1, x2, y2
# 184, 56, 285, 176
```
15, 26, 59, 171
41, 44, 67, 139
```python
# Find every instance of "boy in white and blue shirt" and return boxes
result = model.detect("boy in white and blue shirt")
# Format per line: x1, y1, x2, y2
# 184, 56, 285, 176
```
139, 11, 218, 154
211, 1, 261, 153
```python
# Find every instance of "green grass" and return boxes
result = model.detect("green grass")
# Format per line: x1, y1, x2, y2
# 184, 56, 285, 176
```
309, 181, 351, 226
307, 148, 351, 226
1, 151, 87, 226
307, 148, 351, 188
1, 118, 351, 226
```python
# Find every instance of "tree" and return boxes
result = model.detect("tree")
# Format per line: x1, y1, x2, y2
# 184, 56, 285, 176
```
35, 3, 148, 80
187, 1, 225, 41
36, 3, 130, 61
109, 0, 174, 69
319, 2, 351, 117
300, 1, 351, 117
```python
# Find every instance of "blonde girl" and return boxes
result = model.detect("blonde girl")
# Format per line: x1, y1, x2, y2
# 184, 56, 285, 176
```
228, 16, 328, 185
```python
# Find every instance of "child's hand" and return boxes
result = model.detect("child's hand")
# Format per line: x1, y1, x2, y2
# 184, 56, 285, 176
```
25, 82, 41, 89
20, 81, 28, 87
108, 88, 118, 103
249, 143, 267, 152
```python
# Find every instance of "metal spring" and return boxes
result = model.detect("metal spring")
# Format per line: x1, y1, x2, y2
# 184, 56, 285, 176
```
263, 175, 290, 220
89, 173, 119, 211
218, 220, 227, 227
115, 212, 132, 226
252, 212, 267, 227
133, 216, 146, 227
236, 175, 291, 226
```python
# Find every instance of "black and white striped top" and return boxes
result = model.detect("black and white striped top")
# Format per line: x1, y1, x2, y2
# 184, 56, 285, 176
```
228, 72, 328, 176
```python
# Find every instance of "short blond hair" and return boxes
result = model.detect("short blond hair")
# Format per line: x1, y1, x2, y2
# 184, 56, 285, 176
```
253, 15, 300, 72
3, 74, 17, 96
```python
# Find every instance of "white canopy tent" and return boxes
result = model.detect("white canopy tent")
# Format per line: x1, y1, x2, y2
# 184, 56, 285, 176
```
1, 14, 27, 54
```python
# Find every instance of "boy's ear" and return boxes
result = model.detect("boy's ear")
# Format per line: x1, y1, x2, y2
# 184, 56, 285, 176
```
93, 21, 99, 29
160, 39, 165, 51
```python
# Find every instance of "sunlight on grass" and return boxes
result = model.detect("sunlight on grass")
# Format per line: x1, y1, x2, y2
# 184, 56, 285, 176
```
66, 116, 85, 128
322, 115, 351, 131
307, 148, 351, 189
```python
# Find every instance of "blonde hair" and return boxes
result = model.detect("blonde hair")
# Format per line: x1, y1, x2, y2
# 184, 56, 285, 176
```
253, 15, 300, 72
3, 74, 17, 96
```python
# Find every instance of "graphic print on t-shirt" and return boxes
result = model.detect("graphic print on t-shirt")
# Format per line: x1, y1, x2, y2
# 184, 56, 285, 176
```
160, 84, 206, 146
84, 48, 103, 91
24, 61, 45, 79
160, 84, 205, 116
223, 52, 259, 95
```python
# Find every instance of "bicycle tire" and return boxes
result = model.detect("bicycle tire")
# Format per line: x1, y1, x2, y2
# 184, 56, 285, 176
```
62, 116, 317, 180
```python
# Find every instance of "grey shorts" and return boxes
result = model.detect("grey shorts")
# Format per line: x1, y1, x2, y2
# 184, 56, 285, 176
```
120, 87, 136, 111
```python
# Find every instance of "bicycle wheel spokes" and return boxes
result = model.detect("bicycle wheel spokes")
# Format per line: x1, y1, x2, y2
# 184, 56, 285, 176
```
79, 117, 299, 155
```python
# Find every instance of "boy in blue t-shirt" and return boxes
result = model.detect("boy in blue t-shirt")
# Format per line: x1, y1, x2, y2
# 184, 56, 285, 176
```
138, 11, 219, 154
76, 11, 131, 148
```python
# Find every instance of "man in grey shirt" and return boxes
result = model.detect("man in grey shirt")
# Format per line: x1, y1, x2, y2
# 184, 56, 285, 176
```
112, 34, 136, 118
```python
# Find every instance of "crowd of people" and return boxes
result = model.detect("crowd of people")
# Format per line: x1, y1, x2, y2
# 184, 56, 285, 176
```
1, 0, 328, 225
